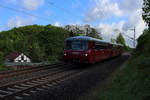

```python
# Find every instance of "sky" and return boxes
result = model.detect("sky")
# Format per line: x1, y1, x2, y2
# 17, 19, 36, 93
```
0, 0, 146, 47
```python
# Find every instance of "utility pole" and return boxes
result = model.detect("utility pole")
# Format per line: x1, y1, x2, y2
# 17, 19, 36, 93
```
130, 27, 136, 48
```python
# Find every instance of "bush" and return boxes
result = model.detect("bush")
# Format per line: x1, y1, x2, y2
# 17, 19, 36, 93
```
136, 28, 150, 56
0, 25, 69, 63
0, 52, 4, 65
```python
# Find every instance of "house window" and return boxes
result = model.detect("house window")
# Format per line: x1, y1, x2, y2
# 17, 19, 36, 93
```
21, 56, 24, 60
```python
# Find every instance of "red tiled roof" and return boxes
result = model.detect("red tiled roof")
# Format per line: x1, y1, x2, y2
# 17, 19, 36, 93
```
7, 52, 21, 60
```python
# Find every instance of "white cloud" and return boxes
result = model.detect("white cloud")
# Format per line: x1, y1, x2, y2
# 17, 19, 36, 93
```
123, 9, 146, 39
7, 16, 35, 28
95, 8, 146, 47
53, 22, 62, 27
85, 0, 143, 22
21, 0, 44, 10
85, 0, 146, 47
45, 10, 53, 16
5, 0, 45, 10
85, 0, 123, 22
118, 0, 143, 14
6, 0, 17, 3
96, 21, 125, 42
96, 10, 146, 47
96, 21, 133, 47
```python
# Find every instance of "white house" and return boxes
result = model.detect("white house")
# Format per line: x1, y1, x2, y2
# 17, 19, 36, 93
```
7, 52, 31, 63
14, 53, 31, 63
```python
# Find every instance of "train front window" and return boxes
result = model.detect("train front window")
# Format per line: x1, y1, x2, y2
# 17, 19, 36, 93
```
65, 40, 88, 50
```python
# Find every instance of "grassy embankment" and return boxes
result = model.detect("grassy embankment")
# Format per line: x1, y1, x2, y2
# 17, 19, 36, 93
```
99, 29, 150, 100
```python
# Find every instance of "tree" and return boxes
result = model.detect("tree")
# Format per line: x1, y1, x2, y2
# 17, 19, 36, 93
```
116, 33, 126, 46
88, 28, 102, 39
136, 28, 150, 55
69, 31, 74, 37
111, 38, 116, 43
65, 25, 71, 31
142, 0, 150, 27
0, 52, 4, 65
0, 25, 70, 64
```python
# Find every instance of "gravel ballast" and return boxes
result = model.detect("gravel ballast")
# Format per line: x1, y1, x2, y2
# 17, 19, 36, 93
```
23, 55, 129, 100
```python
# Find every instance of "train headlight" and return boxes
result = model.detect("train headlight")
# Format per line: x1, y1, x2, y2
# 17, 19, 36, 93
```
64, 53, 67, 56
85, 53, 88, 56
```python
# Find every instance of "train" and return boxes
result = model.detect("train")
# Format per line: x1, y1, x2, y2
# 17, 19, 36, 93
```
63, 36, 123, 64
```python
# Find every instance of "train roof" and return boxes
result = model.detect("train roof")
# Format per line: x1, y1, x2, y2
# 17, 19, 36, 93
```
65, 36, 123, 46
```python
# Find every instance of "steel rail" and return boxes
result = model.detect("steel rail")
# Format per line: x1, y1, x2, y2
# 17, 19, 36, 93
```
0, 62, 66, 79
0, 65, 82, 100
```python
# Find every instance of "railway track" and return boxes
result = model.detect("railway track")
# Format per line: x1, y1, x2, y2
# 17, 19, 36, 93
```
0, 64, 83, 100
0, 62, 66, 79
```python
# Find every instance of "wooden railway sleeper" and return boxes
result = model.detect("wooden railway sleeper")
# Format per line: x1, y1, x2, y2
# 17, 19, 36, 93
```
14, 85, 27, 89
31, 80, 45, 84
0, 63, 65, 80
7, 87, 20, 92
0, 94, 6, 98
26, 82, 38, 85
1, 70, 79, 99
14, 96, 23, 100
0, 90, 13, 94
36, 79, 47, 82
36, 88, 44, 91
30, 90, 37, 93
20, 84, 33, 87
41, 85, 49, 89
46, 84, 53, 87
22, 93, 30, 96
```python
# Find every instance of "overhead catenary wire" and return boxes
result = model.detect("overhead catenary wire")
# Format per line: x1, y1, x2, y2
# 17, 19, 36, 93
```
0, 3, 80, 29
0, 3, 55, 23
122, 32, 136, 40
110, 29, 136, 44
46, 0, 83, 20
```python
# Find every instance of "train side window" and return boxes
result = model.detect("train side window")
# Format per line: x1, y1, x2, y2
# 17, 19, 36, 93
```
65, 41, 72, 50
95, 44, 107, 50
95, 45, 99, 50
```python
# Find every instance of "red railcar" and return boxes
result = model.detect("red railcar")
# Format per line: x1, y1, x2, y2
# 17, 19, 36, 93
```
63, 36, 123, 64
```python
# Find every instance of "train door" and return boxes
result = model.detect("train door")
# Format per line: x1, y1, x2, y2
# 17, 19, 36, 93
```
88, 41, 96, 63
94, 43, 106, 62
94, 45, 100, 62
100, 44, 108, 59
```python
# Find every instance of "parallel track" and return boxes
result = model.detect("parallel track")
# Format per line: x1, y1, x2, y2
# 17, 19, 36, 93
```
0, 62, 66, 79
0, 64, 83, 100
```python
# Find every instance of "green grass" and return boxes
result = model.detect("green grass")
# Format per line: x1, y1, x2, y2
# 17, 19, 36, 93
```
0, 65, 9, 71
99, 55, 150, 100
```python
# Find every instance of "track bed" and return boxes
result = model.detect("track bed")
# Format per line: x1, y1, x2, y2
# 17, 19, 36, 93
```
21, 55, 129, 100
